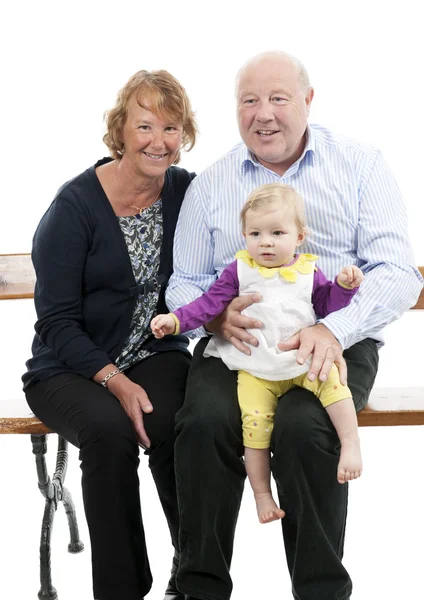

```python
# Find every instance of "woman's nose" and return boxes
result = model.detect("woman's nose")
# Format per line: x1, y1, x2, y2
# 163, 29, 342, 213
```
150, 131, 165, 149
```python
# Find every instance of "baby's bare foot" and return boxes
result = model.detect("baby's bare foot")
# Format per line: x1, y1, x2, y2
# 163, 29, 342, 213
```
254, 492, 285, 524
338, 437, 362, 484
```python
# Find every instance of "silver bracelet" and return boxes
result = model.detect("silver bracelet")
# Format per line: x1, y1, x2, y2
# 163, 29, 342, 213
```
100, 369, 122, 388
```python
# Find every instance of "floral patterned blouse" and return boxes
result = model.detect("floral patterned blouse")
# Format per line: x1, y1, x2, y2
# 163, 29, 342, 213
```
114, 200, 163, 371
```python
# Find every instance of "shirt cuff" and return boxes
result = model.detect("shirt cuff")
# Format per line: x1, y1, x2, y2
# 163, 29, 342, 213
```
316, 312, 358, 350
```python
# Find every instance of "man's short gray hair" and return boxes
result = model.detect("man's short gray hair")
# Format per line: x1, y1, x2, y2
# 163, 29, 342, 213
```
235, 51, 311, 96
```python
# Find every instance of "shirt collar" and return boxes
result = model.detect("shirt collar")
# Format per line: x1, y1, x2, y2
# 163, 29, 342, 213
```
240, 124, 316, 177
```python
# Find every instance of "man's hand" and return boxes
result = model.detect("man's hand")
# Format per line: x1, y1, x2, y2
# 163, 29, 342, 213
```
206, 293, 263, 355
107, 375, 153, 448
278, 323, 347, 385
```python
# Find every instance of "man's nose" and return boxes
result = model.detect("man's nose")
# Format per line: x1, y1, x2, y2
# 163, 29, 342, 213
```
256, 101, 275, 122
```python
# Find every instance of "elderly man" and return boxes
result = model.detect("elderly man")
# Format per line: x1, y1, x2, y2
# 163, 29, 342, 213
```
166, 51, 423, 600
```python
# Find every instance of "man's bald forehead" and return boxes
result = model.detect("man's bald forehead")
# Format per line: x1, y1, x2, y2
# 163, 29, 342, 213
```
235, 51, 310, 96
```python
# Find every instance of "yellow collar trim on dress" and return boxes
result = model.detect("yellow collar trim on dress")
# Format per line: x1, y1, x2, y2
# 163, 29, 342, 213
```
235, 250, 318, 282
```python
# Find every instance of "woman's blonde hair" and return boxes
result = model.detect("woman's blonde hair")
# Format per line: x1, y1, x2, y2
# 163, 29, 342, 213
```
103, 69, 198, 162
240, 183, 306, 232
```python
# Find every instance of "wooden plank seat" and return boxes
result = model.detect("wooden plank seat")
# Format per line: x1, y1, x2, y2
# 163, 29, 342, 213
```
0, 254, 423, 599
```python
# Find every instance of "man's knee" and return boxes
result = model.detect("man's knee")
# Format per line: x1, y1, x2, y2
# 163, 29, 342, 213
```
176, 394, 242, 449
271, 387, 336, 454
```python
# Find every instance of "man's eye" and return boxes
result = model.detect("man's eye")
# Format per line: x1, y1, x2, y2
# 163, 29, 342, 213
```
244, 99, 256, 105
273, 97, 289, 104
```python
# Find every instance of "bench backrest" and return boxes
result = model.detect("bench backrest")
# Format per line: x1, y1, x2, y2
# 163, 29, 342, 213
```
1, 254, 423, 305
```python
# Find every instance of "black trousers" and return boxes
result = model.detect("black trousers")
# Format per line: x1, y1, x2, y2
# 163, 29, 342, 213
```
25, 350, 191, 600
175, 337, 379, 600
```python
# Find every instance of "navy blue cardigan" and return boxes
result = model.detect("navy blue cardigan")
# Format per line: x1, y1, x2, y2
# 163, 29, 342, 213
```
22, 158, 195, 389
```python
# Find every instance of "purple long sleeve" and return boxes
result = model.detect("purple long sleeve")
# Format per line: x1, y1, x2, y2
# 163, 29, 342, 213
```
173, 261, 239, 334
312, 266, 359, 317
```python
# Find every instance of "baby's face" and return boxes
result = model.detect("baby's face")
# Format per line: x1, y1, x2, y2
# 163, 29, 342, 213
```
244, 204, 304, 268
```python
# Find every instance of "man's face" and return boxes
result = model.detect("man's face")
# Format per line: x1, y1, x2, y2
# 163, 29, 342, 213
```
237, 57, 313, 176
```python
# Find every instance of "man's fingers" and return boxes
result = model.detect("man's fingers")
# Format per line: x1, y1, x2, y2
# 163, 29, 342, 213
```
334, 357, 348, 386
228, 336, 252, 355
225, 324, 259, 347
295, 339, 315, 366
316, 354, 335, 382
232, 293, 262, 311
278, 332, 301, 352
306, 349, 327, 381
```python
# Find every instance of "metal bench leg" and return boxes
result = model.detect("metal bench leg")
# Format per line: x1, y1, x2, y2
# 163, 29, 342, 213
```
31, 434, 84, 600
53, 436, 84, 554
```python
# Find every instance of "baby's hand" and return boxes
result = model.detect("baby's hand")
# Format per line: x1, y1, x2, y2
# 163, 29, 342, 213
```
337, 266, 364, 289
151, 314, 176, 338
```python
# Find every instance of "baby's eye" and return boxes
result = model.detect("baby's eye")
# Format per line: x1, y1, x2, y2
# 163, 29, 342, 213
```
273, 231, 285, 236
250, 231, 260, 237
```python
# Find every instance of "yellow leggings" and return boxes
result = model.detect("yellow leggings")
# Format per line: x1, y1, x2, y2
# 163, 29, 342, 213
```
238, 365, 352, 449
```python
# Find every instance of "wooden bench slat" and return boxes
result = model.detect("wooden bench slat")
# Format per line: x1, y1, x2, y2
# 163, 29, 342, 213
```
359, 387, 424, 426
2, 387, 423, 433
0, 254, 36, 299
0, 417, 52, 434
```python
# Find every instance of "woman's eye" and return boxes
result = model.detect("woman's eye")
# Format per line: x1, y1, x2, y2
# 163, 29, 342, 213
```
138, 125, 150, 130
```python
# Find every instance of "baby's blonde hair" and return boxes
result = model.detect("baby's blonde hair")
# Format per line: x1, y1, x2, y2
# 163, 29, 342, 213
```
240, 183, 306, 232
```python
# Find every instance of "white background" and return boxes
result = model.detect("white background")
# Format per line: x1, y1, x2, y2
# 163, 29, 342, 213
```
1, 1, 423, 599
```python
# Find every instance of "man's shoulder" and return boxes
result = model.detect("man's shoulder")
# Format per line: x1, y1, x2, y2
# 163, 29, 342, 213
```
190, 142, 246, 187
166, 165, 196, 188
310, 124, 380, 161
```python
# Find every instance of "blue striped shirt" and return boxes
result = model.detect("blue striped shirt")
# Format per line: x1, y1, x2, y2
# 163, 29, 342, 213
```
167, 124, 423, 348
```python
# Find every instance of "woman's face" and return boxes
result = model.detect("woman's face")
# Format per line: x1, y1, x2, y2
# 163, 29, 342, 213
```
120, 94, 183, 178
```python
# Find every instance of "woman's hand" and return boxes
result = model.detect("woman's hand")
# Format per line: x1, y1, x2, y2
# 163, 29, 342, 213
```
206, 293, 263, 355
107, 374, 153, 448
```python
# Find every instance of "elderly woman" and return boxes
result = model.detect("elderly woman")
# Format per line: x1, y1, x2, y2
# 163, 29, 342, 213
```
22, 69, 197, 600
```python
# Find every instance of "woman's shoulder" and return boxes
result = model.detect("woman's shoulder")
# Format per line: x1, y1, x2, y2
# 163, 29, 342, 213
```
38, 158, 111, 232
57, 158, 111, 201
166, 166, 196, 191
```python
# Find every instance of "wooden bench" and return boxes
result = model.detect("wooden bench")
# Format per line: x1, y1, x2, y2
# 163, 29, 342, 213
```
0, 254, 84, 600
1, 254, 423, 599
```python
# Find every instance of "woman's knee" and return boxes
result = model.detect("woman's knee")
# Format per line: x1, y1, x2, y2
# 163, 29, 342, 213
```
80, 411, 138, 456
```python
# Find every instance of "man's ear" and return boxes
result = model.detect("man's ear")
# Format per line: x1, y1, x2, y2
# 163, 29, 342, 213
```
305, 88, 314, 116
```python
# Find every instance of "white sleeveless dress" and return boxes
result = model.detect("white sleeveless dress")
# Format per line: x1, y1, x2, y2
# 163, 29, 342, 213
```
204, 254, 317, 381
